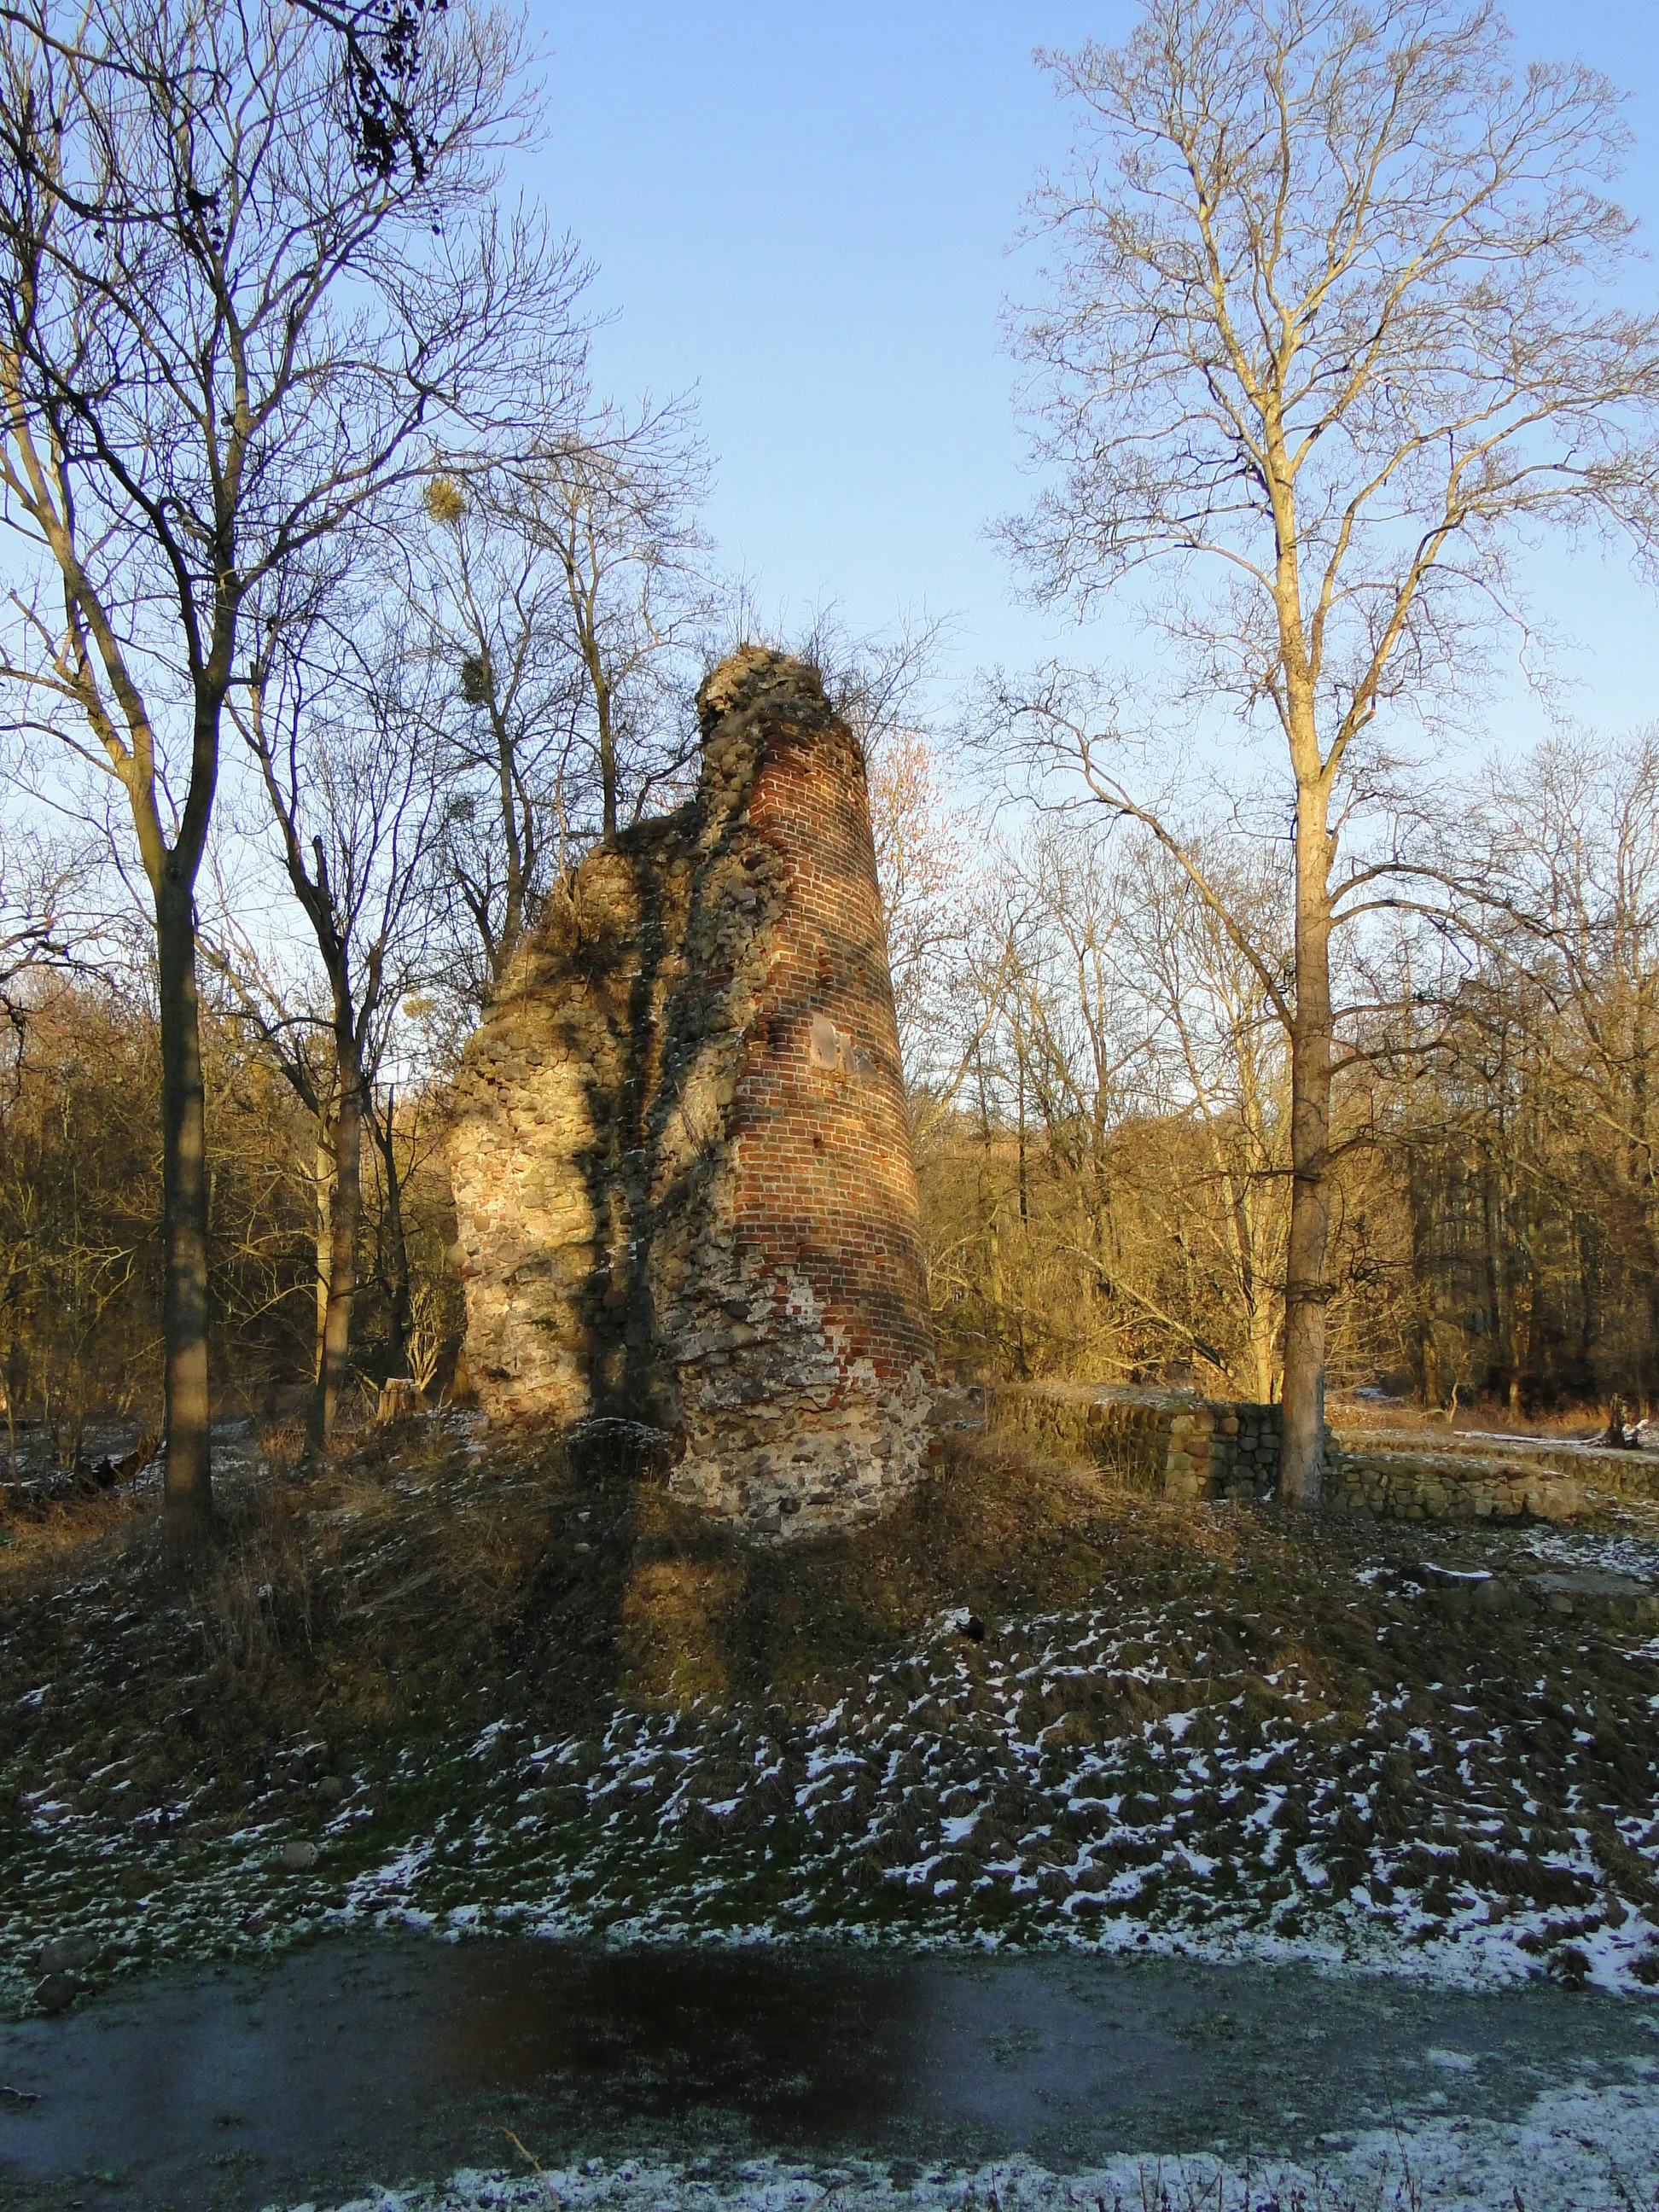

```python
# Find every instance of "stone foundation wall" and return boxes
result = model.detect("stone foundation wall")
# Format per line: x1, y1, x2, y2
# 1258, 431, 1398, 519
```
993, 1388, 1596, 1523
1330, 1451, 1586, 1523
1333, 1425, 1659, 1503
992, 1385, 1281, 1502
449, 648, 934, 1540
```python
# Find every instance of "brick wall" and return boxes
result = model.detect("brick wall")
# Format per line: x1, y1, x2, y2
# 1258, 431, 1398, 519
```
449, 648, 935, 1540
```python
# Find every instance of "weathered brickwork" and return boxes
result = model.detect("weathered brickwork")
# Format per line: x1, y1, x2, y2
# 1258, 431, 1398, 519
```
449, 648, 934, 1539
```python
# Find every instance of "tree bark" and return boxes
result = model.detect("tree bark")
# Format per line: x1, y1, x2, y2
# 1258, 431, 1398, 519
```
309, 1041, 363, 1452
1482, 1149, 1514, 1394
486, 686, 527, 979
1405, 1142, 1441, 1407
374, 1096, 414, 1377
597, 672, 618, 844
1248, 1309, 1278, 1408
3, 1331, 20, 1479
156, 875, 213, 1543
314, 1127, 334, 1380
1280, 787, 1333, 1504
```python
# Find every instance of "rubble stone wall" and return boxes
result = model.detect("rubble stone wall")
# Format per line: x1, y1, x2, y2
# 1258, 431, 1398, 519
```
1330, 1450, 1586, 1523
994, 1386, 1593, 1523
992, 1385, 1281, 1502
449, 648, 934, 1540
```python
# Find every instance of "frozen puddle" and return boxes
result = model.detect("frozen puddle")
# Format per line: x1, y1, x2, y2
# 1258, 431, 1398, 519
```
3, 1931, 1658, 2209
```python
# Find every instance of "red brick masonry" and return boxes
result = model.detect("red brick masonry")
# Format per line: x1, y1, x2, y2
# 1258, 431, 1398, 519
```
449, 648, 935, 1538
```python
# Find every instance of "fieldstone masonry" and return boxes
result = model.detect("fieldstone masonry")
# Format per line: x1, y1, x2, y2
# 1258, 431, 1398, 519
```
1330, 1449, 1586, 1523
449, 648, 935, 1540
997, 1383, 1598, 1523
993, 1385, 1282, 1502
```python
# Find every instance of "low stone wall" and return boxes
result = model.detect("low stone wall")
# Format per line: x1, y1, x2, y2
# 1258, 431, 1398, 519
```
1330, 1450, 1586, 1524
1334, 1426, 1659, 1504
991, 1385, 1280, 1502
992, 1387, 1597, 1524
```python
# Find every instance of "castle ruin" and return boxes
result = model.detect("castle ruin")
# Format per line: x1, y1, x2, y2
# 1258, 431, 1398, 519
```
448, 647, 935, 1539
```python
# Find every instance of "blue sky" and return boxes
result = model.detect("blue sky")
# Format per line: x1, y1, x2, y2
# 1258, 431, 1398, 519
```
518, 3, 1659, 752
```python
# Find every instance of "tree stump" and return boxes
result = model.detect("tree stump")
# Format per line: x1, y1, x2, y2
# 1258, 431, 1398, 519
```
376, 1377, 422, 1423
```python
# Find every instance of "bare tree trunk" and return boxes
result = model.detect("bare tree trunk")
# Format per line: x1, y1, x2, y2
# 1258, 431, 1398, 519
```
314, 1128, 334, 1381
1406, 1144, 1442, 1408
1281, 793, 1332, 1504
984, 1185, 1004, 1325
3, 1335, 18, 1481
1482, 1150, 1514, 1397
597, 673, 618, 843
1016, 1047, 1030, 1230
1249, 1311, 1278, 1406
374, 1093, 414, 1376
309, 1044, 363, 1452
156, 876, 212, 1541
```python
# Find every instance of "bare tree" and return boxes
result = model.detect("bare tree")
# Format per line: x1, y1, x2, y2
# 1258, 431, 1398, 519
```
198, 902, 339, 1386
406, 472, 583, 991
1126, 835, 1292, 1401
999, 0, 1659, 1499
513, 393, 711, 848
0, 0, 585, 1540
864, 724, 972, 1094
231, 611, 446, 1448
0, 821, 82, 1019
408, 393, 707, 997
1465, 731, 1659, 1400
0, 0, 455, 181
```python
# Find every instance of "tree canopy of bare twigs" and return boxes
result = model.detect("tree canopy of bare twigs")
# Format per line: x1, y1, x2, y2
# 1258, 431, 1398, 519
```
405, 393, 710, 995
998, 0, 1659, 1499
0, 0, 587, 1539
225, 601, 448, 1448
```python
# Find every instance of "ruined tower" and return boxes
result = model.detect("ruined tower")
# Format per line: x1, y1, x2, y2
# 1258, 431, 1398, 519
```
448, 647, 935, 1538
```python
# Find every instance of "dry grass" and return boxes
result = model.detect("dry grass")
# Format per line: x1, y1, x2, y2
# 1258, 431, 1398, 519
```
1328, 1394, 1613, 1443
7, 1407, 1659, 1995
2, 1413, 1340, 1774
0, 1481, 144, 1588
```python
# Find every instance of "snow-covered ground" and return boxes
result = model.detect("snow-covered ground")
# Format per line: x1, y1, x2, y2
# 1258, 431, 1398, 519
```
9, 1433, 1659, 2212
275, 2075, 1659, 2212
9, 1521, 1659, 2005
306, 1551, 1659, 1998
9, 1440, 1659, 2209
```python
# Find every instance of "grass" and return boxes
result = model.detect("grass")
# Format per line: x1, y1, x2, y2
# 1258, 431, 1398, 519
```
4, 1409, 1659, 2008
270, 2122, 1659, 2212
1327, 1394, 1617, 1444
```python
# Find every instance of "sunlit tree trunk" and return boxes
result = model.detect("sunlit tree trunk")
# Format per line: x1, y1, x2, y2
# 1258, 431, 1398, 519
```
309, 1018, 364, 1452
314, 1128, 334, 1380
1278, 518, 1334, 1503
374, 1097, 415, 1377
1281, 876, 1331, 1499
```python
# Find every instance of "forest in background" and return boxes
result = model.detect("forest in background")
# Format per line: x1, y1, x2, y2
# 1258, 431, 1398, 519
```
3, 0, 1659, 1499
6, 715, 1659, 1464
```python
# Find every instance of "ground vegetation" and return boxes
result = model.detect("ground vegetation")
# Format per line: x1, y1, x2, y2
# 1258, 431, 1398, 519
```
4, 1416, 1659, 2004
